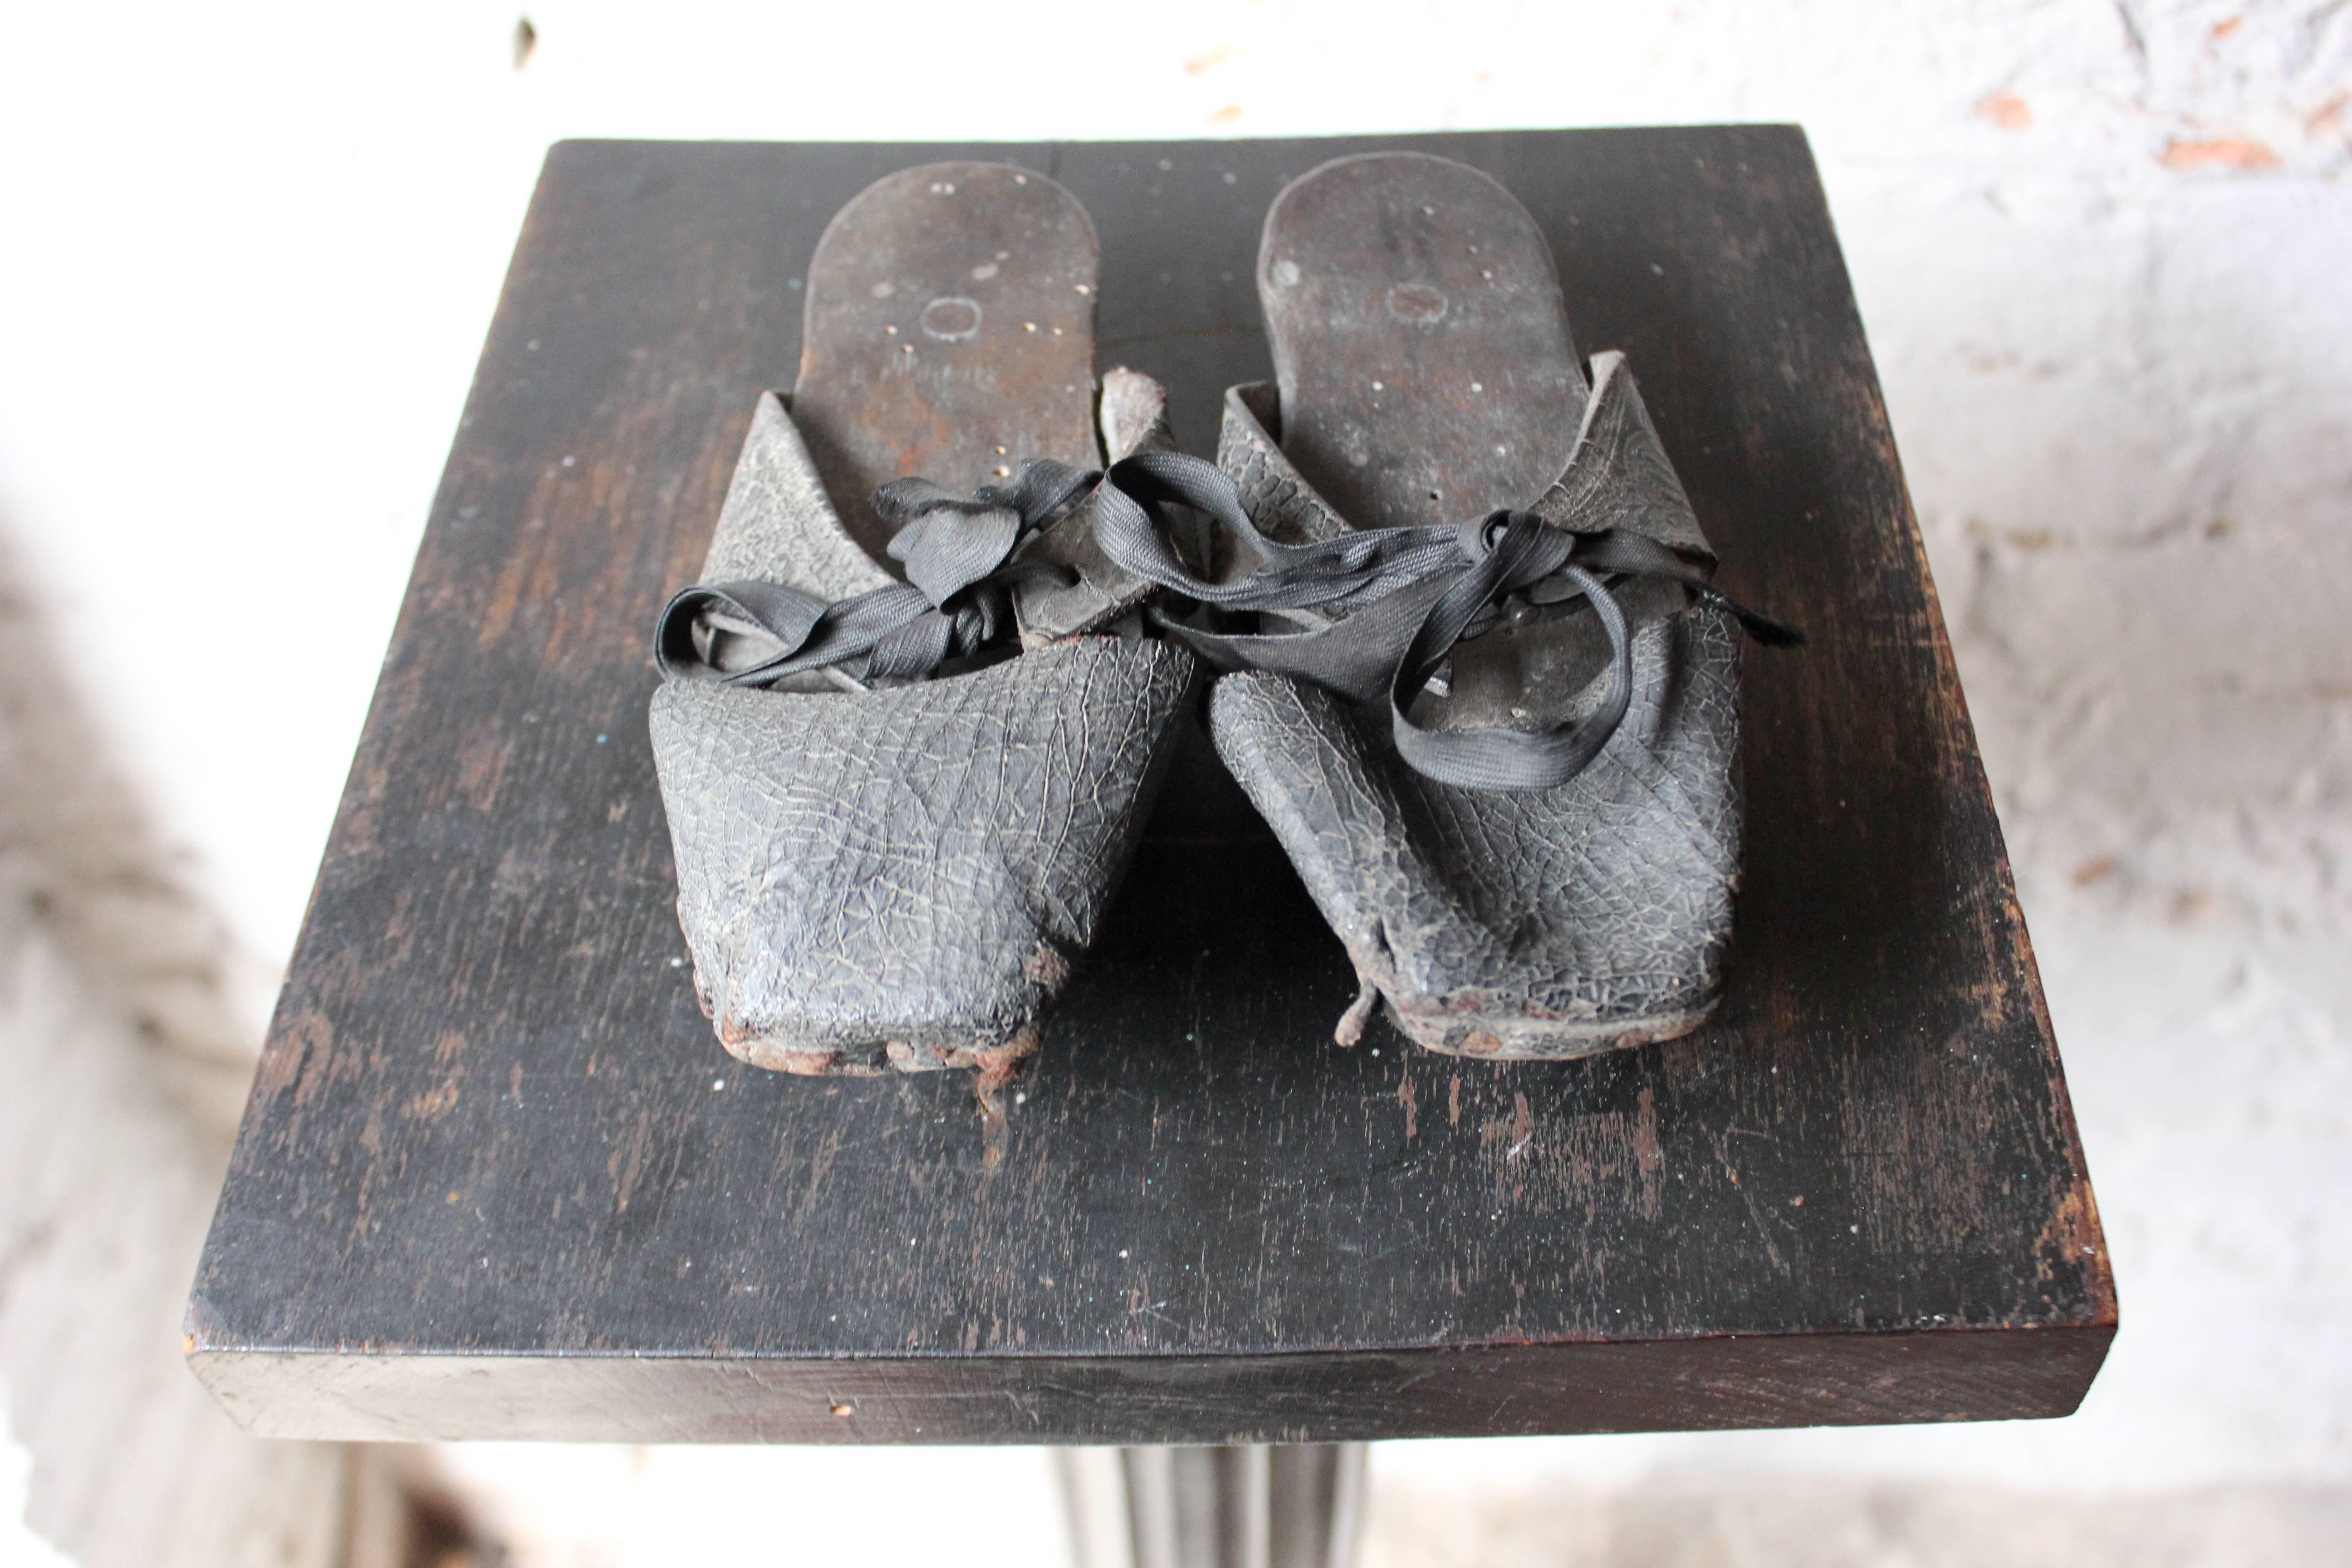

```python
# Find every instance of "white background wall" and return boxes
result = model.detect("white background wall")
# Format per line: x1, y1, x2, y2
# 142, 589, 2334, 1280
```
1, 1, 2346, 1563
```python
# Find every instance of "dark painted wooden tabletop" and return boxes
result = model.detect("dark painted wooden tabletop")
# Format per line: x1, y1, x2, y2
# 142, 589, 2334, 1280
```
185, 128, 2114, 1445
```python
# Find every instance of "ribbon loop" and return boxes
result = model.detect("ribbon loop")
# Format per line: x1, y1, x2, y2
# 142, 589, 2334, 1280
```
1088, 452, 1800, 791
651, 436, 1801, 791
655, 461, 1091, 687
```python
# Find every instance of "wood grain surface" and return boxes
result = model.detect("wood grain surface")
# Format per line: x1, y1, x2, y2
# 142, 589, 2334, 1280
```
185, 129, 2115, 1444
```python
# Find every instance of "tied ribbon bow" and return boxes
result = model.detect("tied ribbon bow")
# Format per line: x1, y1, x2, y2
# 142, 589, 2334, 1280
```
1090, 450, 1801, 792
655, 461, 1095, 686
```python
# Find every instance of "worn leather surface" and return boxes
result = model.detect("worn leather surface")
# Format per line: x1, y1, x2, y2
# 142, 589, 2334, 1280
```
1259, 152, 1588, 536
1209, 356, 1744, 1058
652, 393, 1194, 1074
790, 163, 1103, 564
1216, 383, 1352, 553
704, 392, 896, 598
652, 639, 1191, 1075
1012, 366, 1174, 641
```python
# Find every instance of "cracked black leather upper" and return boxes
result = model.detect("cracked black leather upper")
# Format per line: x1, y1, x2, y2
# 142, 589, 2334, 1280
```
652, 637, 1190, 1073
1207, 356, 1744, 1058
651, 393, 1193, 1074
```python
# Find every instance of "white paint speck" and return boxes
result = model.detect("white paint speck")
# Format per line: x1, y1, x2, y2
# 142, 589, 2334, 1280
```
971, 262, 999, 281
712, 1078, 724, 1091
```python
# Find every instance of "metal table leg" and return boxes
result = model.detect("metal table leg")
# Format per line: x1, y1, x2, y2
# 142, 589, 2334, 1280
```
1056, 1443, 1366, 1568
